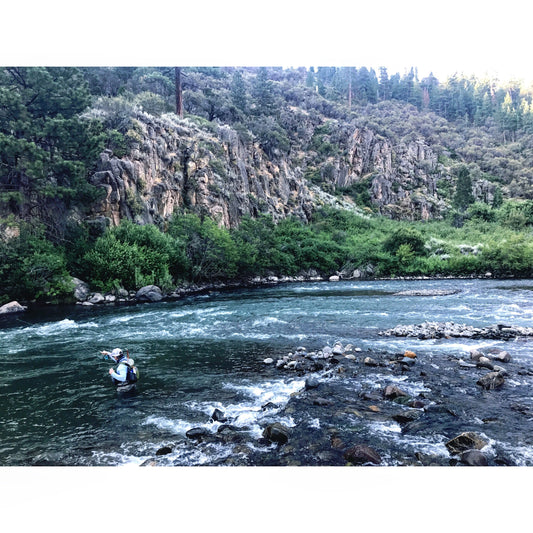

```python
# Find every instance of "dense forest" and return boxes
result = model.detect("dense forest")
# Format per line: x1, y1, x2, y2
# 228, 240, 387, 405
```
1, 66, 533, 304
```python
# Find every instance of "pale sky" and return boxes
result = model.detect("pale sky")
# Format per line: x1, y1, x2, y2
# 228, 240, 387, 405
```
4, 1, 533, 84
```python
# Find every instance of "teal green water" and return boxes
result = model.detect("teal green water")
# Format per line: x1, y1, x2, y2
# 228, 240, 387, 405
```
1, 279, 532, 465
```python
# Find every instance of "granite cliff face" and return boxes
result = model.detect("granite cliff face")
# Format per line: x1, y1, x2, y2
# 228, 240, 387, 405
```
85, 112, 494, 228
86, 112, 358, 228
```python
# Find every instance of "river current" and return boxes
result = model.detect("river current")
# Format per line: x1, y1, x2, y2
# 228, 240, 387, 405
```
1, 278, 532, 466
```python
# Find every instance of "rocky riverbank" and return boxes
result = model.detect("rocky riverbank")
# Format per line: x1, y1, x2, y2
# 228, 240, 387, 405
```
142, 333, 533, 466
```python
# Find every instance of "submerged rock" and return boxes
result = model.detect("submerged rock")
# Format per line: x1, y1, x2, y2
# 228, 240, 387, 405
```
344, 444, 382, 465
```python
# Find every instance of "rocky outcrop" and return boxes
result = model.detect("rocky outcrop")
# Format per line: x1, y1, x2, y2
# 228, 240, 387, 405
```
87, 113, 329, 229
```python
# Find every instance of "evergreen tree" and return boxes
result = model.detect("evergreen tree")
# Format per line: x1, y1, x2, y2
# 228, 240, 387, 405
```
453, 165, 475, 212
252, 67, 275, 114
230, 70, 247, 112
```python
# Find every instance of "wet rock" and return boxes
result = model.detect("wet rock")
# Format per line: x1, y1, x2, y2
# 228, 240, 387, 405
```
211, 408, 227, 422
0, 301, 27, 314
313, 397, 333, 406
476, 357, 494, 370
186, 427, 210, 441
88, 292, 105, 304
459, 449, 488, 466
332, 344, 344, 356
485, 348, 511, 363
404, 350, 417, 359
445, 432, 488, 455
477, 371, 505, 390
262, 423, 290, 444
383, 385, 409, 400
415, 452, 446, 466
330, 436, 344, 449
470, 349, 484, 362
305, 376, 320, 390
392, 410, 422, 424
407, 399, 425, 409
399, 357, 416, 367
344, 354, 357, 360
360, 391, 382, 402
135, 285, 163, 302
368, 405, 381, 412
364, 356, 379, 367
155, 446, 172, 456
263, 358, 274, 364
261, 402, 278, 411
344, 444, 382, 465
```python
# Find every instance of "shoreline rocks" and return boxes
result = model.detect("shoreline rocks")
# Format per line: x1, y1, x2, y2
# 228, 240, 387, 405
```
380, 321, 533, 340
0, 301, 27, 315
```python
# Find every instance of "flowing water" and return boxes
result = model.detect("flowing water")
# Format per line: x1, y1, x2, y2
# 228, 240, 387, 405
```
1, 278, 533, 466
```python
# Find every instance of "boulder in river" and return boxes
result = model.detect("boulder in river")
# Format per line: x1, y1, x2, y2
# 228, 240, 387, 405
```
485, 348, 511, 363
344, 444, 382, 465
186, 427, 210, 441
155, 446, 172, 456
477, 371, 505, 390
445, 432, 488, 455
0, 301, 27, 314
262, 422, 290, 444
135, 285, 163, 302
305, 376, 320, 390
383, 385, 409, 400
211, 408, 227, 422
459, 449, 488, 466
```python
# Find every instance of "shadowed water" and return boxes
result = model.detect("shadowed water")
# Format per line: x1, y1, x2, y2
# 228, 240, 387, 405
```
1, 278, 532, 466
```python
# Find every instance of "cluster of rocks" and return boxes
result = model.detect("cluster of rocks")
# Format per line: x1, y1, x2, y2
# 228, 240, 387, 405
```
464, 347, 512, 390
263, 342, 363, 373
380, 321, 533, 340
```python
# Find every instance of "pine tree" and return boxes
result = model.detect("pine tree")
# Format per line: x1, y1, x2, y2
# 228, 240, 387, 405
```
230, 70, 247, 112
453, 165, 475, 212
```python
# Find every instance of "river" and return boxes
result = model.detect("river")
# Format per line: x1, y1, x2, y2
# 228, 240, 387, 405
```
1, 278, 532, 466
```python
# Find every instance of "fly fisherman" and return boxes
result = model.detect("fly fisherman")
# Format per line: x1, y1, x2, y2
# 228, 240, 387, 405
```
100, 348, 138, 387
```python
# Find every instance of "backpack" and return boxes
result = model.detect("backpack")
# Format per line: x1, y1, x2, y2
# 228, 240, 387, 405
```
126, 363, 139, 383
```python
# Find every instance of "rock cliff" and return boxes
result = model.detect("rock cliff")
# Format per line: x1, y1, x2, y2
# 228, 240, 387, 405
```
87, 112, 363, 228
85, 111, 493, 228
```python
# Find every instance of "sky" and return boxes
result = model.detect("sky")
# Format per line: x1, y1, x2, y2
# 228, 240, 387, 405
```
4, 1, 533, 84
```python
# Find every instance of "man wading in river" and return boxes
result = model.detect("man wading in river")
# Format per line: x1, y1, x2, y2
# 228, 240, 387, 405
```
101, 348, 139, 391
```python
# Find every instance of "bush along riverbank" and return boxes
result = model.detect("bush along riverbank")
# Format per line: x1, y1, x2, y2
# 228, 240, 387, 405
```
141, 325, 533, 467
2, 204, 533, 307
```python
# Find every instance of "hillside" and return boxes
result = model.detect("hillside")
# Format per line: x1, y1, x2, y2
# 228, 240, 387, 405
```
1, 67, 533, 304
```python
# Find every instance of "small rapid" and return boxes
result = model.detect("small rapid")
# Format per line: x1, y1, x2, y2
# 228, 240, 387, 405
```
1, 278, 533, 466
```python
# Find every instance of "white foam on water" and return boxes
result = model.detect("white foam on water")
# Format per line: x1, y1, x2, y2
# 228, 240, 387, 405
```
308, 417, 321, 429
26, 318, 97, 337
369, 420, 402, 434
142, 415, 194, 436
252, 316, 288, 327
